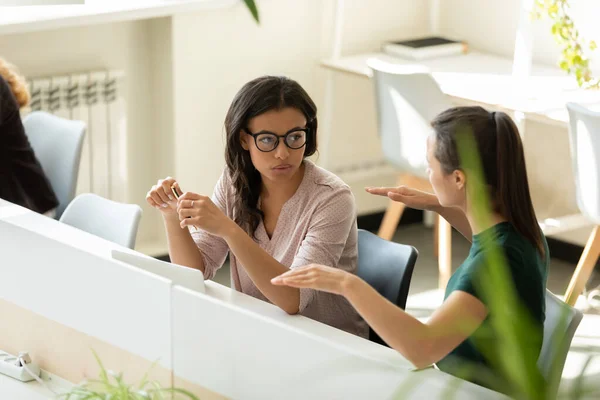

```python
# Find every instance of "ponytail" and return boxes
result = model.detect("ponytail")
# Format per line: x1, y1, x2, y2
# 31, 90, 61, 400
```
432, 106, 546, 260
494, 112, 546, 260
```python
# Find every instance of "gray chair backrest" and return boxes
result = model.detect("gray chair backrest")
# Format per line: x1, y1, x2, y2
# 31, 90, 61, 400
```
22, 111, 86, 219
357, 229, 418, 346
538, 289, 583, 398
60, 193, 142, 249
368, 60, 452, 176
566, 103, 600, 224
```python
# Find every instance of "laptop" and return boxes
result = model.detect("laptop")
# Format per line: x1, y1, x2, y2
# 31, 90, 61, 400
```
111, 249, 205, 293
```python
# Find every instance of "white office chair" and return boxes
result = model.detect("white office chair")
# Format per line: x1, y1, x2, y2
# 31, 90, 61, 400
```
23, 111, 86, 220
563, 103, 600, 306
538, 290, 583, 399
368, 60, 453, 288
60, 193, 142, 249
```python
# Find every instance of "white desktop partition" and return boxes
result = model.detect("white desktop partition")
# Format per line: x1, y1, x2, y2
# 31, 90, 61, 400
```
0, 199, 174, 387
172, 285, 408, 399
0, 200, 508, 399
0, 218, 173, 371
171, 284, 507, 399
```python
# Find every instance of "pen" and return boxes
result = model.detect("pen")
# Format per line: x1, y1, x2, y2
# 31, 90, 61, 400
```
171, 184, 181, 199
170, 184, 198, 232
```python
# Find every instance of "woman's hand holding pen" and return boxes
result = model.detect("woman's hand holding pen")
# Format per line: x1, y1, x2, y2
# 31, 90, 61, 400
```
176, 193, 234, 238
146, 177, 180, 214
146, 176, 233, 237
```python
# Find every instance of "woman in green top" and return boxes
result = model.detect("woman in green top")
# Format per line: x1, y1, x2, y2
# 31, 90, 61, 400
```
272, 106, 548, 389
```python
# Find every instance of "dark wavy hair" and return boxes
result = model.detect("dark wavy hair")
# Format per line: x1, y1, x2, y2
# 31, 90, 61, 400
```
431, 106, 546, 260
224, 76, 318, 238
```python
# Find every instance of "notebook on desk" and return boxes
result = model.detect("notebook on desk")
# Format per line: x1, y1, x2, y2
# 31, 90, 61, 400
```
112, 249, 205, 293
382, 36, 468, 60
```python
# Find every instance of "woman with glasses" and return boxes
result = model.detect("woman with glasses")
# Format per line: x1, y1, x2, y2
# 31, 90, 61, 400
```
146, 76, 367, 337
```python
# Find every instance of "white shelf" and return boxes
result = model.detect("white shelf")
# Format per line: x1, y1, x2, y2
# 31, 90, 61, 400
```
321, 51, 600, 126
0, 0, 237, 35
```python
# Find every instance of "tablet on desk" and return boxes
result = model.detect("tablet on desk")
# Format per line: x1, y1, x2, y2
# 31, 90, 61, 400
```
111, 250, 205, 293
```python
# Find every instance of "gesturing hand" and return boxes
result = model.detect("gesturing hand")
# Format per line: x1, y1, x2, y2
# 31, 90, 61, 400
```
176, 192, 233, 237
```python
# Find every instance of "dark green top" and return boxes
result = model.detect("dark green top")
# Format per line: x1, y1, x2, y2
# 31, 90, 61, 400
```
436, 222, 548, 389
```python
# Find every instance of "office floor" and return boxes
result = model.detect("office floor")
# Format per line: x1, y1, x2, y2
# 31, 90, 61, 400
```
212, 224, 600, 398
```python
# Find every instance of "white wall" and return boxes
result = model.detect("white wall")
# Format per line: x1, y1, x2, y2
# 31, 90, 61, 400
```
0, 20, 163, 249
171, 0, 323, 195
438, 0, 521, 59
170, 0, 430, 193
4, 0, 597, 251
169, 0, 432, 229
438, 0, 600, 71
0, 0, 431, 254
148, 17, 176, 196
338, 0, 431, 55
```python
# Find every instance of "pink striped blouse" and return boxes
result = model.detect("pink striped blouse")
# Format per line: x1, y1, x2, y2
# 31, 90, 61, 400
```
191, 160, 368, 338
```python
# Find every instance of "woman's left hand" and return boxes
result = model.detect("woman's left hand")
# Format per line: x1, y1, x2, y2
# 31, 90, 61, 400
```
177, 192, 233, 237
271, 264, 355, 296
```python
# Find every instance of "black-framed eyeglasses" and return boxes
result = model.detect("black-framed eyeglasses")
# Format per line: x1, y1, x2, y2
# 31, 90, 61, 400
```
244, 127, 308, 152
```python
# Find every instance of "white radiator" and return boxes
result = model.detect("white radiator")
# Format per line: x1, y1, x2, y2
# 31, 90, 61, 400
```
25, 70, 127, 203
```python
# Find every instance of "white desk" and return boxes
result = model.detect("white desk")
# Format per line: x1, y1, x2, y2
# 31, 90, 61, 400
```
0, 199, 508, 399
321, 51, 600, 127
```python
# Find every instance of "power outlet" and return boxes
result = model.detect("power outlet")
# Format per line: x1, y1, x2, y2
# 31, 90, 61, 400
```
0, 350, 40, 382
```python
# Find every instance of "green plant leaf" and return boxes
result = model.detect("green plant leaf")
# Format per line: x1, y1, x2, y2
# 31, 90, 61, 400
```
58, 351, 202, 400
243, 0, 260, 24
559, 60, 570, 70
91, 349, 109, 384
137, 359, 159, 391
535, 0, 598, 88
390, 371, 427, 399
454, 127, 546, 400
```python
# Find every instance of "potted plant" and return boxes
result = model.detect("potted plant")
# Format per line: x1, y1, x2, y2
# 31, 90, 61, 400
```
56, 350, 200, 400
533, 0, 598, 88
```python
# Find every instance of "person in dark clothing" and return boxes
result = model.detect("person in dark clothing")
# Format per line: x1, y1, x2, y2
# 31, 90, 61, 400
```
0, 58, 59, 215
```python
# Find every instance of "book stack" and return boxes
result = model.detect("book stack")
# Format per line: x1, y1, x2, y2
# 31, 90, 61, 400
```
382, 36, 468, 60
